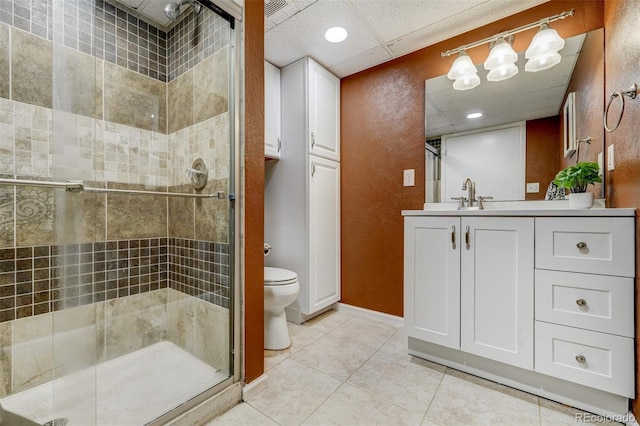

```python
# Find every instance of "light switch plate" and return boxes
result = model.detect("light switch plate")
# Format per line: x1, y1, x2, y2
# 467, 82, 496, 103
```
607, 144, 615, 171
597, 152, 604, 176
526, 182, 539, 193
403, 169, 415, 187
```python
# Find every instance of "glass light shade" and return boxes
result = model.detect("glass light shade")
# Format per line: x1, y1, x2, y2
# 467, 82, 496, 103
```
486, 63, 519, 81
483, 39, 518, 70
525, 25, 565, 58
452, 74, 481, 91
447, 52, 477, 80
525, 51, 562, 72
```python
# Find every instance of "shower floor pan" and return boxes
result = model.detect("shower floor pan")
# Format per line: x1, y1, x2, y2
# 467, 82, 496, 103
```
1, 341, 228, 425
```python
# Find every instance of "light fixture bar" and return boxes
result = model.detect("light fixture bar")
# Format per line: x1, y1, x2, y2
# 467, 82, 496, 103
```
441, 9, 574, 58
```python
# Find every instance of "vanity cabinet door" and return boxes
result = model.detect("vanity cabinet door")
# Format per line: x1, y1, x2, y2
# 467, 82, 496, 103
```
404, 216, 461, 349
460, 217, 534, 370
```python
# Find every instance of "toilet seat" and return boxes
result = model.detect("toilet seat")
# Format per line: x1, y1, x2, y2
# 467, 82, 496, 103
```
264, 267, 298, 286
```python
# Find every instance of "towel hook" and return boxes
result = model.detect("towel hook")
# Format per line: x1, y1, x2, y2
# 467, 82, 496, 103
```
604, 83, 638, 132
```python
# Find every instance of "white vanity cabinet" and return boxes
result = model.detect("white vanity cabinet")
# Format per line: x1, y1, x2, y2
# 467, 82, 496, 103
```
404, 216, 534, 369
265, 57, 341, 324
403, 209, 636, 417
264, 61, 281, 159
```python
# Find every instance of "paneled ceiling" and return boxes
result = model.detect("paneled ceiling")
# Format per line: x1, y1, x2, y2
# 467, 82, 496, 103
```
264, 0, 550, 78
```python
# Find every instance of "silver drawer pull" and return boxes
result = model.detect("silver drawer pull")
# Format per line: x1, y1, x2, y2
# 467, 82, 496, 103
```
575, 355, 587, 364
576, 299, 587, 307
576, 242, 587, 249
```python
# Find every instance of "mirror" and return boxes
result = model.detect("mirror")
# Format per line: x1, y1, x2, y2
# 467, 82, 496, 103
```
425, 29, 604, 203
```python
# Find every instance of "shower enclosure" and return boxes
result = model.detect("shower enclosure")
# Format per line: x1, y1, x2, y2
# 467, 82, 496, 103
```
0, 0, 237, 424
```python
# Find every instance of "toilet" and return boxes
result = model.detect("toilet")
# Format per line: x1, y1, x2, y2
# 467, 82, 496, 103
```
264, 267, 300, 350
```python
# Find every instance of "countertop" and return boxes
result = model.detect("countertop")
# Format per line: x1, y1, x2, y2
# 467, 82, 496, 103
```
403, 200, 636, 217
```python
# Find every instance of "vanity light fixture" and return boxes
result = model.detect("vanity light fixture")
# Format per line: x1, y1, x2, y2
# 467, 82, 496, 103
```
484, 36, 519, 82
325, 26, 348, 43
525, 23, 565, 72
441, 9, 574, 90
447, 50, 481, 91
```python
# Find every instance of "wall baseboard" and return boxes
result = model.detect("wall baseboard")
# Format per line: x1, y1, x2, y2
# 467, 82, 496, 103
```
336, 303, 404, 327
242, 374, 269, 402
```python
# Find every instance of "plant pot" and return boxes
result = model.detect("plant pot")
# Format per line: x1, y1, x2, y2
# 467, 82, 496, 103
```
569, 192, 594, 209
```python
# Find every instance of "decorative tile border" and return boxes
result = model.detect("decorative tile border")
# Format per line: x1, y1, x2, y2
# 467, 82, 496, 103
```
0, 237, 230, 322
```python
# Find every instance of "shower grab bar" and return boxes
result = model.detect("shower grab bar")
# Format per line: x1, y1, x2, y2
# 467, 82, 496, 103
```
0, 178, 226, 199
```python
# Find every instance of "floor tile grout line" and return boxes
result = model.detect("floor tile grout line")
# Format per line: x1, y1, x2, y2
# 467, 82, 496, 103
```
419, 368, 446, 425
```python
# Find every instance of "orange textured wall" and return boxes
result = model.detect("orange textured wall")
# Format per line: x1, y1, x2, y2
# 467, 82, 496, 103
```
244, 0, 265, 383
341, 0, 604, 317
525, 116, 560, 201
603, 0, 640, 415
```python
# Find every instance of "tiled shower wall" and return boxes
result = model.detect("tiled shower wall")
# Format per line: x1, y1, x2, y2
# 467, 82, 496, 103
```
0, 0, 232, 323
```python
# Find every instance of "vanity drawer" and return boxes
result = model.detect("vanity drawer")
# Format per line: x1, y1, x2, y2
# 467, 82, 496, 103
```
535, 217, 634, 277
535, 321, 634, 397
535, 270, 634, 337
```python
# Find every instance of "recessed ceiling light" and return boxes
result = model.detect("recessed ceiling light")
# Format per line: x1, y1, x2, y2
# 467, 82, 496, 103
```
467, 112, 483, 119
325, 27, 348, 43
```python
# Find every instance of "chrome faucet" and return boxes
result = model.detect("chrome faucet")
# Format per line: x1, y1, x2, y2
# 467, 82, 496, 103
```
461, 178, 476, 207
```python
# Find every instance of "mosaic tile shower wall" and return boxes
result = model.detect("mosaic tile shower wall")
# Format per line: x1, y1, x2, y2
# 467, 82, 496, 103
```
0, 238, 230, 322
0, 0, 232, 321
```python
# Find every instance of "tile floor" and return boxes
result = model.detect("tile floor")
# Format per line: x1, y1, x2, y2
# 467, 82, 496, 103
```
208, 309, 621, 425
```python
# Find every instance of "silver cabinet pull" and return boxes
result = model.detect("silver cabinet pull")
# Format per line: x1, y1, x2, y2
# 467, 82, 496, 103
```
576, 355, 587, 364
311, 162, 316, 177
465, 225, 470, 250
576, 242, 587, 249
311, 132, 316, 148
451, 226, 456, 250
277, 137, 281, 152
576, 299, 587, 307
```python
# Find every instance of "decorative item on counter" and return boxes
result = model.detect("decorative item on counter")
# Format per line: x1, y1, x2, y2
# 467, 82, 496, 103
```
553, 162, 602, 209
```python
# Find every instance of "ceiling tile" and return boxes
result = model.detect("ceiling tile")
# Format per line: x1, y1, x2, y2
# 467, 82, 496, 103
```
265, 0, 381, 69
328, 45, 392, 77
349, 0, 486, 43
387, 0, 549, 58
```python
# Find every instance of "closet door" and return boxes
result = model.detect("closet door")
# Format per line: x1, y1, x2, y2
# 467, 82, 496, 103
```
308, 155, 340, 313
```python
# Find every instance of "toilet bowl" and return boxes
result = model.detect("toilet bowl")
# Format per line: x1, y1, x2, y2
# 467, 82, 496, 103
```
264, 267, 300, 350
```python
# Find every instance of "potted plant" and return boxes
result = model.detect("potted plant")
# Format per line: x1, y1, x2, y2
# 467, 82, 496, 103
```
553, 162, 602, 208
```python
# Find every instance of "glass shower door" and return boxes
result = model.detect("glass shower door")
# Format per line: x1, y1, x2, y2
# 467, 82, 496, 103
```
0, 0, 235, 424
